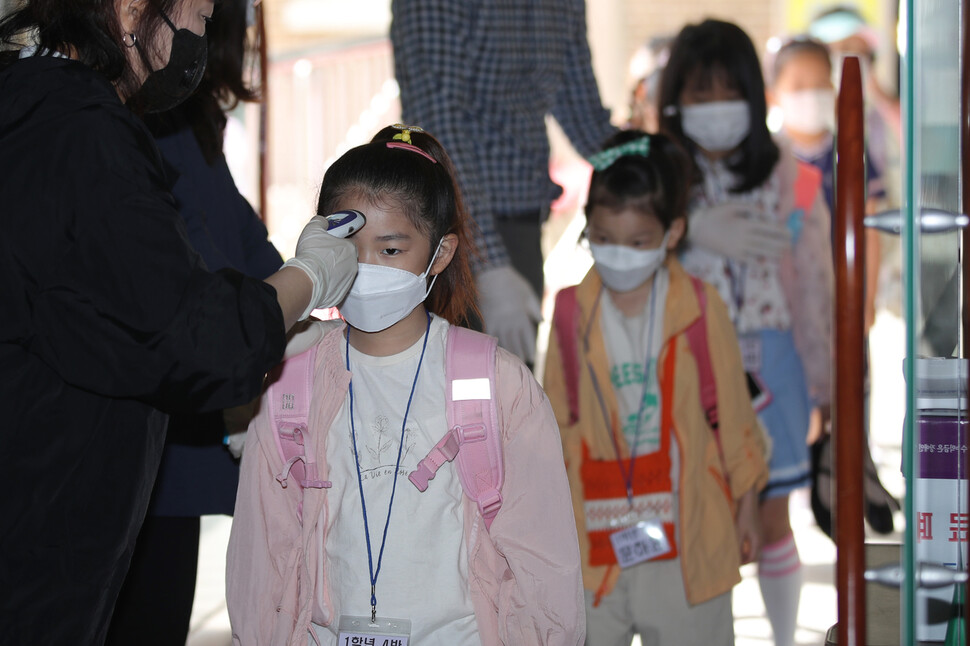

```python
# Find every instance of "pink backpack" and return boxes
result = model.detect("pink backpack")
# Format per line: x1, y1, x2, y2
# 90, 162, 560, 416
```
266, 325, 505, 530
788, 160, 824, 243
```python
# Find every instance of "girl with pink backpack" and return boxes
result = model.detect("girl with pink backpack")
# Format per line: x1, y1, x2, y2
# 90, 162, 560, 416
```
226, 125, 584, 645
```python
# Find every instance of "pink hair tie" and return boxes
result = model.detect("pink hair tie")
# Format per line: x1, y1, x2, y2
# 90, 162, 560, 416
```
386, 141, 437, 164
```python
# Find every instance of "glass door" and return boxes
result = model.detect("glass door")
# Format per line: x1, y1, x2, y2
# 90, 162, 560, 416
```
899, 0, 966, 642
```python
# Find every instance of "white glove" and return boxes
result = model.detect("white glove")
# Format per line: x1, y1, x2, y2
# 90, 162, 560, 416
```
688, 202, 792, 262
222, 399, 260, 459
477, 265, 542, 364
283, 215, 358, 320
224, 431, 247, 460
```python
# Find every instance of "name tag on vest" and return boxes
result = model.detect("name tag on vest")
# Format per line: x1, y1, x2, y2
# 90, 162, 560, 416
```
609, 518, 673, 568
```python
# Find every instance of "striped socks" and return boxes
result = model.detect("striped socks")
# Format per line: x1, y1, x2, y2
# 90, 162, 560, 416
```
758, 532, 802, 646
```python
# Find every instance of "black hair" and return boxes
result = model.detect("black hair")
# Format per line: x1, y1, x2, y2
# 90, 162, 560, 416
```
0, 0, 182, 102
144, 0, 260, 164
658, 18, 780, 194
768, 36, 832, 87
317, 125, 480, 326
585, 130, 691, 233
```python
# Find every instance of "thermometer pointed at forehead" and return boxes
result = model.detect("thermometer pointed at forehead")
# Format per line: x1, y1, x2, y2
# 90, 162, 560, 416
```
323, 210, 366, 238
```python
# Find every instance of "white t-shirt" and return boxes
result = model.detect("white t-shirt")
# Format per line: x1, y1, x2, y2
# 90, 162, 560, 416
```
598, 269, 680, 494
313, 315, 480, 645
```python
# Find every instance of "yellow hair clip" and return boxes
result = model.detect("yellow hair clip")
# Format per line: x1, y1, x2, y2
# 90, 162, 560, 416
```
392, 123, 425, 145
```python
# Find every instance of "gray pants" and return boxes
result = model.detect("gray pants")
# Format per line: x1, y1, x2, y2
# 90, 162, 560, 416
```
584, 557, 734, 646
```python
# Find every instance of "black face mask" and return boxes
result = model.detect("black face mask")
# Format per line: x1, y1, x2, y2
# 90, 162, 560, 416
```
127, 11, 207, 114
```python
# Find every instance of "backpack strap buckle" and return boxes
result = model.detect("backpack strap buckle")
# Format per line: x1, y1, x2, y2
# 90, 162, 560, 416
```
455, 423, 486, 443
478, 489, 503, 522
409, 428, 462, 492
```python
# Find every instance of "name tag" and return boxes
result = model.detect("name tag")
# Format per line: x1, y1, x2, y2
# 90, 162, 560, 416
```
609, 518, 672, 568
452, 377, 490, 401
337, 616, 411, 646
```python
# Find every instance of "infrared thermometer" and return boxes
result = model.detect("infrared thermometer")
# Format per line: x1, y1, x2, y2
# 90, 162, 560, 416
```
324, 210, 366, 238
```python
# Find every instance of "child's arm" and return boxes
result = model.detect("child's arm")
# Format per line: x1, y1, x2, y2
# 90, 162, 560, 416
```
735, 485, 761, 564
541, 297, 575, 432
785, 163, 835, 407
865, 228, 881, 332
703, 288, 769, 564
490, 349, 585, 645
226, 405, 303, 645
703, 282, 770, 499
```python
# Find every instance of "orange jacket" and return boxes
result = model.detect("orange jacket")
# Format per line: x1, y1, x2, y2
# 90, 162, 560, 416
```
544, 257, 768, 605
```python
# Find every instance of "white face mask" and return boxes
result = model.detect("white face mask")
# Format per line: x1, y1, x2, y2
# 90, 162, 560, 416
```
680, 100, 751, 153
339, 241, 442, 332
589, 233, 669, 293
778, 89, 835, 135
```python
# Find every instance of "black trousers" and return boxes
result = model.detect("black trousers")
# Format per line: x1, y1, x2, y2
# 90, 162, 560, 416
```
104, 515, 200, 646
494, 211, 545, 298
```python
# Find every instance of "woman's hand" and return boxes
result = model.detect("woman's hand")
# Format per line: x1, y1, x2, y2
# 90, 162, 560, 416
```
688, 202, 791, 262
278, 215, 359, 322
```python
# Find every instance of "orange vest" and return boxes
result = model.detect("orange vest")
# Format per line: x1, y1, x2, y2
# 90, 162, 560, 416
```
580, 340, 679, 566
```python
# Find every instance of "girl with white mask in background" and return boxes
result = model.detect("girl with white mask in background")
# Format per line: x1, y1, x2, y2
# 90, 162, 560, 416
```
545, 131, 768, 646
227, 125, 584, 645
660, 19, 834, 646
767, 36, 888, 232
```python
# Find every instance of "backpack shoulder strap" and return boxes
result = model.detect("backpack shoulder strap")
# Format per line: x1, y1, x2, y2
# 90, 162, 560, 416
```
683, 275, 732, 488
265, 346, 331, 524
408, 326, 504, 530
683, 276, 717, 431
552, 285, 581, 424
786, 160, 824, 244
793, 160, 823, 213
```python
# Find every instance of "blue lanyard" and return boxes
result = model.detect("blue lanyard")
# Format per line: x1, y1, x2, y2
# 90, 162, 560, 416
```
603, 283, 659, 506
346, 311, 431, 622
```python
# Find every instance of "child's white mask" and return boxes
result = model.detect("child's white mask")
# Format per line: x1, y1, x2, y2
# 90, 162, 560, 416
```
339, 240, 443, 332
589, 232, 669, 293
680, 100, 750, 152
779, 89, 835, 136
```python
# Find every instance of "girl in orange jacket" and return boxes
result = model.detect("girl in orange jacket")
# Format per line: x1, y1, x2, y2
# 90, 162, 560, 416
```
544, 131, 768, 645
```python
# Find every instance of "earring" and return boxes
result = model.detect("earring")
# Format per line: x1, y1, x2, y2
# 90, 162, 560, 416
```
122, 33, 137, 48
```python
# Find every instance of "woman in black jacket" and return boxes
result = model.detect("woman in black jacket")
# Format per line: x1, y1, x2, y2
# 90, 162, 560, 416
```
0, 1, 357, 643
105, 1, 282, 643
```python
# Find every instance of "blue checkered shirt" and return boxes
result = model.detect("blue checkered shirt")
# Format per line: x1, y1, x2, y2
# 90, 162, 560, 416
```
391, 0, 616, 268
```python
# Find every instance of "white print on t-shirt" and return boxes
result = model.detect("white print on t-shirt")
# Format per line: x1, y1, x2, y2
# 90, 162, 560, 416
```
355, 414, 419, 479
